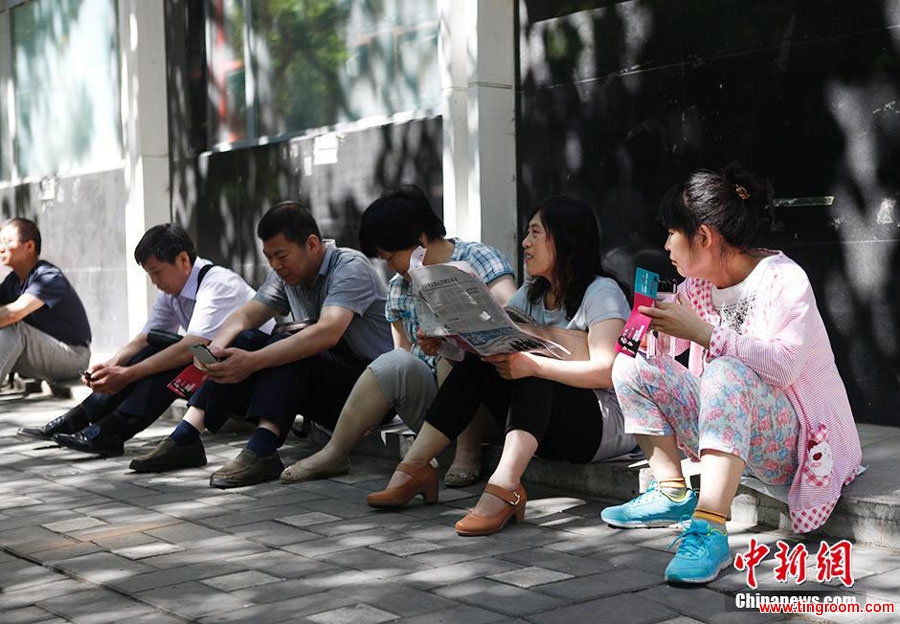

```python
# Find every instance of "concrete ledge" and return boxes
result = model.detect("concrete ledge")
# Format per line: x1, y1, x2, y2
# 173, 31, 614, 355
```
732, 423, 900, 548
325, 422, 899, 550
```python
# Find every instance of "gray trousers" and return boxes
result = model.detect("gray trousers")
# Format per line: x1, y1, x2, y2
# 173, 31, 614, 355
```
0, 322, 90, 384
368, 348, 438, 431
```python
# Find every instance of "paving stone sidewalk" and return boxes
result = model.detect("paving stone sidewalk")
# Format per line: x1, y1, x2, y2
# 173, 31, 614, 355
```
1, 391, 898, 623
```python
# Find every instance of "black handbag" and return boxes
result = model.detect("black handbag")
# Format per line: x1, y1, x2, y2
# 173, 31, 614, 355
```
147, 329, 183, 348
273, 317, 317, 336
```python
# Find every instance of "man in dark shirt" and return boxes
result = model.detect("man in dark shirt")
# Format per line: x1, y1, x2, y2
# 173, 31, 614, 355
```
0, 218, 91, 387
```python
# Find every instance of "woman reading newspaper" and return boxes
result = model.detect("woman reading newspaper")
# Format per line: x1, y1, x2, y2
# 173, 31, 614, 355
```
279, 185, 516, 486
367, 196, 637, 536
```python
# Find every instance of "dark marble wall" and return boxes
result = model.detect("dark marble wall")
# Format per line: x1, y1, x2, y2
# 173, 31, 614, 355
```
0, 171, 130, 352
173, 120, 443, 288
517, 0, 900, 425
164, 0, 443, 284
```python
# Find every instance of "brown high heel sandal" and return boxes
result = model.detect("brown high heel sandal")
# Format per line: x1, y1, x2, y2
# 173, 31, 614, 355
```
367, 462, 439, 508
454, 483, 527, 537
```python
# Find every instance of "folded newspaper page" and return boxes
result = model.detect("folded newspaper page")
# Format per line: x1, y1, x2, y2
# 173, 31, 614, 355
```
408, 261, 586, 360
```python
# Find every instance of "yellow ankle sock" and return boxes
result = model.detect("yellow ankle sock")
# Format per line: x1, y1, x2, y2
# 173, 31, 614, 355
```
658, 478, 688, 499
693, 507, 727, 531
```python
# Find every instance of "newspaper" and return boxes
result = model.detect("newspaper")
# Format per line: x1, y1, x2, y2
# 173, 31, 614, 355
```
408, 260, 586, 360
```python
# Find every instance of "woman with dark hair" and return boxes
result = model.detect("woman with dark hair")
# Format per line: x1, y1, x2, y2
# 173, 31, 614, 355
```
279, 185, 516, 486
367, 196, 636, 536
602, 163, 862, 585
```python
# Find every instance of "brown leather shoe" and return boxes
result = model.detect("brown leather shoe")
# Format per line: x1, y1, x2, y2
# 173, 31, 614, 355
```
209, 449, 284, 489
455, 483, 527, 537
367, 462, 438, 508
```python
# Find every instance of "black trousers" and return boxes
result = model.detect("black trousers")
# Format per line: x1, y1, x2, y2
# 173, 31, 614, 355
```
425, 354, 604, 462
81, 345, 183, 440
189, 330, 369, 444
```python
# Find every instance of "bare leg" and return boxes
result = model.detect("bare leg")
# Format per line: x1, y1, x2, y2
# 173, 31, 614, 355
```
637, 433, 684, 481
696, 450, 745, 517
384, 422, 451, 489
257, 418, 281, 437
183, 406, 207, 432
468, 429, 538, 517
446, 410, 485, 474
288, 369, 390, 471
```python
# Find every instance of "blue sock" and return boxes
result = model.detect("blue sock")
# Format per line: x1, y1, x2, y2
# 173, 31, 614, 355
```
170, 420, 201, 446
246, 428, 280, 458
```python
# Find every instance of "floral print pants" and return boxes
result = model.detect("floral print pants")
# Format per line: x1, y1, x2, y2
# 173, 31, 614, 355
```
612, 354, 799, 485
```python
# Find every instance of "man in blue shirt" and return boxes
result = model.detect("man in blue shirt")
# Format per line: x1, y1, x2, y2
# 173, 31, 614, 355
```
0, 218, 91, 389
130, 201, 392, 489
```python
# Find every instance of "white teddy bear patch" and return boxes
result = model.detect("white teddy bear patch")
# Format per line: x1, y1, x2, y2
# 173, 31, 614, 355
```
804, 424, 832, 487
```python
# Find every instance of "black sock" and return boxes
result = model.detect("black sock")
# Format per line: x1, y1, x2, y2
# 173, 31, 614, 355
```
170, 420, 201, 446
246, 428, 280, 458
64, 404, 91, 429
97, 412, 126, 439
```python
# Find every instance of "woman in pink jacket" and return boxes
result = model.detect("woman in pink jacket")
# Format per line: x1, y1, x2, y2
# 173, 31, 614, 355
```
602, 163, 862, 585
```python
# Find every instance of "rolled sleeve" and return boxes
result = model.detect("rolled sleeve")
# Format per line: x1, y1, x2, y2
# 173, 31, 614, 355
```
385, 276, 409, 323
253, 271, 291, 316
323, 258, 381, 317
24, 272, 67, 308
464, 245, 514, 284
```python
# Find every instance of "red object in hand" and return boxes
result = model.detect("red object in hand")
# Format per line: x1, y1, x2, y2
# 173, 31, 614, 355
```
167, 365, 208, 399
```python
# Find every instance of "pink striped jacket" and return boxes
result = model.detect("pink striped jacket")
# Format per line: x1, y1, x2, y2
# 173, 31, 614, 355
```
676, 251, 862, 533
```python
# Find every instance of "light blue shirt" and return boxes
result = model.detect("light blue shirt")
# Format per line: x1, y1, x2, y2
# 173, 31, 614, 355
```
142, 258, 272, 340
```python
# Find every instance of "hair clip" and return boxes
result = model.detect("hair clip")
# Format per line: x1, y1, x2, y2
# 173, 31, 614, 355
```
735, 184, 750, 200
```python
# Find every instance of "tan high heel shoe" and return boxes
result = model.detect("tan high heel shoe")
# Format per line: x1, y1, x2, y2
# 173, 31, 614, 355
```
367, 462, 439, 508
454, 483, 527, 537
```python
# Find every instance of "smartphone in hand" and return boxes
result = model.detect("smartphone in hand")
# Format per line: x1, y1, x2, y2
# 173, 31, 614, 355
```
188, 343, 222, 365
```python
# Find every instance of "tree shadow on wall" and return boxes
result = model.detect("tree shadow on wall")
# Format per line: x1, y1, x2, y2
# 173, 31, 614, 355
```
166, 0, 442, 279
517, 0, 900, 425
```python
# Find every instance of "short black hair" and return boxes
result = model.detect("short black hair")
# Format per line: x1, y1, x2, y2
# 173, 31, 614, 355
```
358, 184, 445, 257
256, 200, 321, 245
2, 217, 42, 255
134, 223, 197, 265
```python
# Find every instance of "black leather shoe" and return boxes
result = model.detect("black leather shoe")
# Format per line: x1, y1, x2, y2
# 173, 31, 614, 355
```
209, 449, 284, 489
18, 406, 90, 440
129, 438, 207, 473
53, 425, 124, 457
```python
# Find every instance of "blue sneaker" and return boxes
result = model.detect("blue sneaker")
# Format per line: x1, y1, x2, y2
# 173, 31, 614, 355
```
600, 483, 698, 528
664, 518, 732, 584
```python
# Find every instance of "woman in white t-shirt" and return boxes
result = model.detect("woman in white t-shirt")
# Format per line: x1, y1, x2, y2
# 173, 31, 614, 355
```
366, 196, 635, 536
